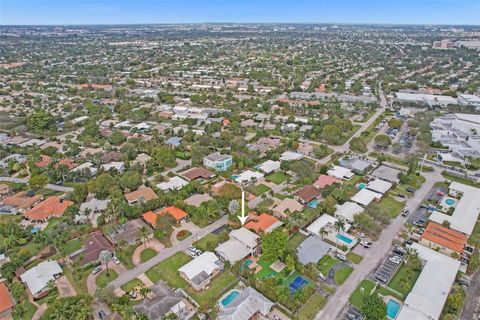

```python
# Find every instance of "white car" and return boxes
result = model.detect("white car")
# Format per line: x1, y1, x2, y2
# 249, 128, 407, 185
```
389, 256, 401, 264
92, 266, 102, 274
112, 256, 120, 265
357, 232, 365, 238
360, 241, 372, 248
336, 253, 347, 262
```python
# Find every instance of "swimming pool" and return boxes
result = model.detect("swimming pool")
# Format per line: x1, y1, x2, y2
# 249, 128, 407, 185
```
308, 199, 319, 208
358, 183, 366, 190
336, 233, 353, 244
445, 198, 456, 206
221, 290, 240, 307
240, 259, 253, 272
31, 226, 41, 234
386, 299, 401, 319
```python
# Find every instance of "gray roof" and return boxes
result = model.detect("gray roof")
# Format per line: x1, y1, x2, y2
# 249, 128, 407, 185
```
371, 165, 401, 183
297, 236, 331, 265
205, 152, 232, 162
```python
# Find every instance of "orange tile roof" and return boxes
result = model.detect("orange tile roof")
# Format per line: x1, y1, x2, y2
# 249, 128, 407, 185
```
245, 213, 280, 234
35, 155, 52, 167
0, 282, 14, 313
313, 175, 341, 189
125, 187, 158, 203
24, 196, 73, 221
142, 206, 188, 227
3, 191, 43, 210
57, 158, 77, 170
421, 222, 467, 253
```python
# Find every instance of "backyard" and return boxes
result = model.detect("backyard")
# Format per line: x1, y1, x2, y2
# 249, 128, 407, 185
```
145, 252, 192, 288
187, 271, 238, 305
350, 279, 405, 309
246, 183, 271, 197
388, 264, 421, 297
296, 292, 327, 320
266, 172, 290, 184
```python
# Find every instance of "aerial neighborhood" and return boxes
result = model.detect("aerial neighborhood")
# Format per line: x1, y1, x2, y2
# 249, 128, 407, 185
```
0, 23, 479, 320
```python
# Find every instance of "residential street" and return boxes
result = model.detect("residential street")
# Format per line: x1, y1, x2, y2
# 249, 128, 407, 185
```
315, 168, 443, 320
0, 176, 74, 192
110, 215, 229, 288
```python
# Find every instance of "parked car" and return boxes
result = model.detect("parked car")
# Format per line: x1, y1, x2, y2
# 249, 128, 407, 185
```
98, 311, 107, 319
401, 209, 409, 217
357, 232, 365, 238
129, 290, 137, 299
413, 219, 426, 227
92, 266, 102, 275
394, 246, 406, 256
389, 256, 401, 264
360, 241, 372, 248
318, 272, 327, 281
329, 269, 335, 278
336, 253, 347, 262
188, 251, 197, 258
188, 245, 195, 252
112, 256, 120, 265
406, 187, 416, 193
375, 274, 388, 283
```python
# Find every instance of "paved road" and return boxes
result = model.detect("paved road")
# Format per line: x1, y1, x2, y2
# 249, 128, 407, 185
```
315, 168, 443, 320
0, 176, 74, 192
110, 215, 229, 288
461, 270, 480, 320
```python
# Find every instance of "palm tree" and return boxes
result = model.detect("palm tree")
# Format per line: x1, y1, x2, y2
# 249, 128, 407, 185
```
99, 250, 112, 276
139, 226, 150, 248
333, 220, 346, 252
318, 227, 328, 239
139, 285, 151, 299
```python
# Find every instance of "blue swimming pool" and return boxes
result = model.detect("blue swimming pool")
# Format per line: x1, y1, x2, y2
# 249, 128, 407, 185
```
386, 299, 401, 319
240, 259, 253, 272
358, 183, 366, 190
308, 199, 319, 208
31, 226, 41, 234
336, 233, 353, 244
445, 198, 456, 206
221, 290, 240, 307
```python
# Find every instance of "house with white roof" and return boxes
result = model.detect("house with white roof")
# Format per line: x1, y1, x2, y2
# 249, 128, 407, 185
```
306, 214, 351, 236
216, 228, 260, 263
156, 176, 188, 192
178, 252, 224, 291
257, 160, 281, 174
234, 170, 264, 185
100, 161, 125, 173
20, 260, 63, 299
280, 151, 303, 161
351, 189, 382, 207
72, 162, 98, 176
327, 165, 354, 180
397, 243, 461, 320
218, 287, 274, 320
334, 202, 364, 224
366, 179, 392, 195
429, 181, 480, 235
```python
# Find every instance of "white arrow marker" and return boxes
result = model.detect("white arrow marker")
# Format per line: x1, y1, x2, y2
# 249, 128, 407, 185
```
237, 191, 248, 225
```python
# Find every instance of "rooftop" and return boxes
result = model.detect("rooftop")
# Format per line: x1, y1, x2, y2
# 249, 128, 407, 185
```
421, 222, 467, 253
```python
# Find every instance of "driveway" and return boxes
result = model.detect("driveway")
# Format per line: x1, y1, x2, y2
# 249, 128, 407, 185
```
132, 238, 165, 265
56, 275, 77, 297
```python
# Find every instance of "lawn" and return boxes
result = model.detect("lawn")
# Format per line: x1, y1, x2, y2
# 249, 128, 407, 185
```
334, 266, 353, 285
62, 238, 84, 255
317, 255, 340, 276
255, 259, 278, 279
140, 248, 157, 262
349, 279, 376, 308
247, 183, 271, 197
63, 265, 92, 295
388, 264, 421, 297
377, 195, 404, 218
346, 252, 363, 264
193, 232, 227, 252
115, 245, 136, 269
266, 172, 290, 184
297, 292, 327, 320
288, 233, 307, 251
96, 269, 118, 287
121, 278, 143, 293
442, 171, 479, 187
146, 252, 192, 288
187, 271, 237, 305
13, 299, 38, 320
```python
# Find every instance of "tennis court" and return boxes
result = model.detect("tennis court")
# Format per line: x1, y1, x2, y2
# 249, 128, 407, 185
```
289, 276, 308, 294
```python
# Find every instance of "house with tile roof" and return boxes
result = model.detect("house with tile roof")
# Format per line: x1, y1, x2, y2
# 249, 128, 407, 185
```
244, 213, 283, 234
142, 206, 188, 228
24, 196, 73, 222
420, 222, 467, 256
0, 281, 14, 319
125, 187, 158, 205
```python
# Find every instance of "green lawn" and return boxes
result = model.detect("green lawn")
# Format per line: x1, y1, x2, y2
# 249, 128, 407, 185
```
442, 171, 479, 187
347, 252, 363, 264
13, 299, 38, 320
349, 279, 376, 308
247, 183, 271, 196
96, 269, 118, 287
266, 172, 290, 184
176, 230, 192, 241
62, 238, 84, 255
297, 292, 327, 320
377, 195, 404, 218
317, 255, 340, 276
187, 271, 237, 305
193, 232, 228, 251
115, 245, 136, 269
146, 252, 192, 288
121, 278, 143, 293
288, 233, 307, 251
140, 248, 157, 263
388, 264, 421, 297
63, 265, 92, 295
334, 266, 353, 285
255, 259, 278, 279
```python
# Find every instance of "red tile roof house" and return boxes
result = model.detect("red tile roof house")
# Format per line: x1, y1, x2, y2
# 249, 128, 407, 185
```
69, 231, 114, 266
23, 196, 74, 223
124, 187, 158, 205
142, 206, 188, 228
244, 213, 283, 234
294, 185, 321, 205
313, 175, 341, 189
0, 281, 15, 319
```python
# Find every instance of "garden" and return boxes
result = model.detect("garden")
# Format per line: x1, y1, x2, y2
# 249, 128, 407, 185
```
266, 172, 290, 184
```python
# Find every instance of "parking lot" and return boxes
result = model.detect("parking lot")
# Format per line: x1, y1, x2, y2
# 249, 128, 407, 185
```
344, 306, 364, 320
407, 183, 447, 225
372, 246, 405, 284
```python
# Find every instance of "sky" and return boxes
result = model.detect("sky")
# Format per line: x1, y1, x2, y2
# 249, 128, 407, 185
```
1, 0, 479, 26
